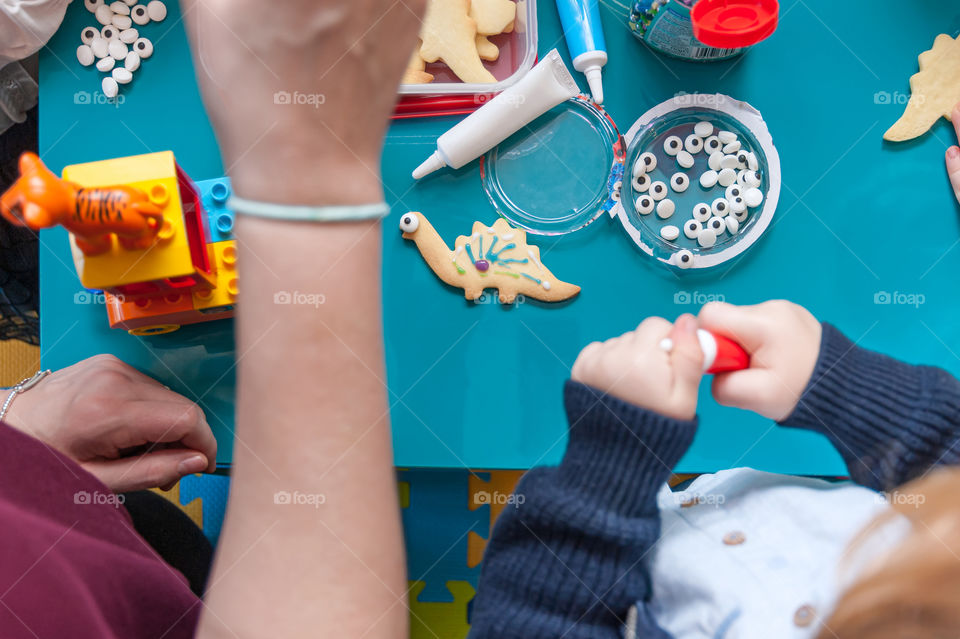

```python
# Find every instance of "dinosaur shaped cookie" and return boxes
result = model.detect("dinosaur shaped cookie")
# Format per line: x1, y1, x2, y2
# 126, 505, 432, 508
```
884, 33, 960, 142
399, 212, 580, 304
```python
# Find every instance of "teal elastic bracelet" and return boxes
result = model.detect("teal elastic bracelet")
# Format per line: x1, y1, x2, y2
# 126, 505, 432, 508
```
228, 196, 390, 222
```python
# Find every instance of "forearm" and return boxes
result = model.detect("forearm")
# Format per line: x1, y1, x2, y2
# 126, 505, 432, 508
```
781, 323, 960, 490
468, 381, 690, 639
197, 205, 405, 634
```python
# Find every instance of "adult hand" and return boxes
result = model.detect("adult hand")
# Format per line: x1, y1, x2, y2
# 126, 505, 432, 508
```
947, 102, 960, 205
572, 314, 704, 420
698, 300, 822, 421
4, 355, 216, 492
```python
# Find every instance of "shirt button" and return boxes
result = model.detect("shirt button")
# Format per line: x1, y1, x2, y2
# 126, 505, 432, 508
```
722, 531, 746, 545
793, 604, 816, 627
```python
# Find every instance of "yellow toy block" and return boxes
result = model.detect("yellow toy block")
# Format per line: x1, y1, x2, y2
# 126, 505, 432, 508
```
62, 151, 211, 291
192, 240, 238, 312
408, 580, 473, 639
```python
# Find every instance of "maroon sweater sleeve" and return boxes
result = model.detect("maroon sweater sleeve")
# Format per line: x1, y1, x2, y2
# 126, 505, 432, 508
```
0, 422, 200, 639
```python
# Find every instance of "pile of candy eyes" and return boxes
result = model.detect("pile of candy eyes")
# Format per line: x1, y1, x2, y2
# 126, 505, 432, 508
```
630, 120, 764, 268
74, 0, 167, 99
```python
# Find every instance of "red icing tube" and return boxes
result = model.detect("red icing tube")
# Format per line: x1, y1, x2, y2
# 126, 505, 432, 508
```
697, 329, 750, 374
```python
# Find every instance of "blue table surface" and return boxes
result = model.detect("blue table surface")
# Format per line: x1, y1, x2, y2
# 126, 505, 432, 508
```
38, 1, 960, 472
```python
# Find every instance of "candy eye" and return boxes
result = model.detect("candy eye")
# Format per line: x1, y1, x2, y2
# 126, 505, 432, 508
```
717, 168, 737, 187
119, 28, 138, 43
663, 136, 682, 156
694, 121, 713, 137
660, 225, 680, 241
745, 152, 759, 171
635, 195, 654, 215
95, 4, 113, 24
723, 140, 741, 154
708, 151, 723, 171
699, 170, 718, 189
649, 181, 668, 201
632, 158, 647, 179
725, 216, 740, 234
708, 217, 725, 234
725, 184, 741, 200
728, 197, 747, 214
684, 135, 703, 154
676, 249, 694, 269
633, 173, 651, 193
101, 25, 118, 40
84, 0, 104, 12
639, 152, 657, 171
81, 27, 98, 44
656, 199, 675, 219
733, 209, 748, 223
670, 173, 688, 193
711, 198, 728, 216
743, 170, 761, 188
676, 150, 694, 169
131, 4, 150, 24
133, 37, 153, 58
743, 188, 763, 208
717, 130, 737, 144
399, 213, 420, 233
147, 0, 168, 21
736, 152, 749, 167
697, 228, 717, 248
693, 203, 711, 222
704, 136, 721, 153
684, 220, 702, 239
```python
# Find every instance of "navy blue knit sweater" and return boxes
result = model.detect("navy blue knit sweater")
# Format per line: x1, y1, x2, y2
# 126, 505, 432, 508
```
468, 323, 960, 638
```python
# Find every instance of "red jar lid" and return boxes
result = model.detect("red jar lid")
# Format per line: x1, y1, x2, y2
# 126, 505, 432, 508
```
691, 0, 779, 49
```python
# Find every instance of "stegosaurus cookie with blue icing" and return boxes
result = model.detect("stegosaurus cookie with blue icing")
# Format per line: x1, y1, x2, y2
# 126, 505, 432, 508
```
399, 212, 580, 304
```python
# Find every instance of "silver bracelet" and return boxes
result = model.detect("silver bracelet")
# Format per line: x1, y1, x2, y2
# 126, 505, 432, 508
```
0, 369, 51, 422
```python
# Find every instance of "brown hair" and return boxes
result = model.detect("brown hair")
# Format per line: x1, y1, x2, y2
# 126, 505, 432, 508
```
818, 468, 960, 638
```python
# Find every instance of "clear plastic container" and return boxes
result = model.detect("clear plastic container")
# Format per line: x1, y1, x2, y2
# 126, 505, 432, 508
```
398, 0, 538, 97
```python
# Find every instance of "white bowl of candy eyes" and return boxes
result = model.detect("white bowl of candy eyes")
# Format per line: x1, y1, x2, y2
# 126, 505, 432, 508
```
612, 94, 780, 271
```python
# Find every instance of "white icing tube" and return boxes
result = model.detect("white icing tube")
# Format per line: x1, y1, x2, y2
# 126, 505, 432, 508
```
412, 49, 580, 179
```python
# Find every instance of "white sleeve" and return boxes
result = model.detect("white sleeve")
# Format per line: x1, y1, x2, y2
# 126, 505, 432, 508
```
0, 0, 71, 67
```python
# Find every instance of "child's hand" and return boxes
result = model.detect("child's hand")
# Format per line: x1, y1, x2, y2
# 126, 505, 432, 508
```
698, 301, 821, 421
947, 102, 960, 205
571, 314, 704, 420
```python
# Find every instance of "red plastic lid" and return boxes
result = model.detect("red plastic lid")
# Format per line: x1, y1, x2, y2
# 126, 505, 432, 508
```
691, 0, 779, 49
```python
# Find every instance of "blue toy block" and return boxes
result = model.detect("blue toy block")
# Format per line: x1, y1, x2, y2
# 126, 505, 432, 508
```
398, 469, 488, 602
195, 177, 235, 244
179, 472, 231, 547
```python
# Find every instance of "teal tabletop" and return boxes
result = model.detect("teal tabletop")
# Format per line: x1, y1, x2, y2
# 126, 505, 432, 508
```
38, 0, 960, 473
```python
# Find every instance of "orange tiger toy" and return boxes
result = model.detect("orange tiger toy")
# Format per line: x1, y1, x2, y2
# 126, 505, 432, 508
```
0, 152, 164, 256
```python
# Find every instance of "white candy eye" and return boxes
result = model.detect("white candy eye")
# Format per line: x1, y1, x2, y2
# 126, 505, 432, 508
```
676, 150, 694, 169
676, 249, 694, 269
708, 217, 725, 234
131, 4, 150, 24
725, 184, 742, 200
632, 158, 647, 179
102, 76, 119, 98
743, 188, 763, 207
693, 203, 712, 222
649, 181, 668, 201
119, 28, 138, 43
656, 199, 675, 219
704, 136, 721, 154
660, 225, 680, 241
720, 154, 739, 170
728, 196, 746, 214
108, 39, 128, 59
95, 4, 113, 24
723, 140, 741, 154
112, 14, 132, 29
733, 209, 748, 223
110, 1, 130, 13
717, 168, 737, 187
735, 151, 749, 168
684, 135, 703, 154
717, 130, 737, 144
91, 37, 109, 58
147, 0, 168, 21
708, 151, 723, 171
133, 37, 153, 58
663, 136, 682, 156
639, 152, 657, 172
711, 198, 729, 217
399, 213, 419, 233
124, 51, 140, 71
101, 25, 118, 40
697, 228, 717, 248
633, 173, 651, 193
670, 173, 689, 193
112, 67, 133, 84
81, 26, 99, 44
77, 45, 95, 66
95, 56, 115, 71
725, 216, 740, 234
84, 0, 104, 12
683, 220, 702, 239
699, 170, 718, 189
635, 195, 655, 215
743, 170, 761, 188
694, 121, 713, 137
745, 152, 759, 171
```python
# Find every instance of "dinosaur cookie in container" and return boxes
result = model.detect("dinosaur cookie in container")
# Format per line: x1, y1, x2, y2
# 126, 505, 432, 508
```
399, 212, 580, 303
